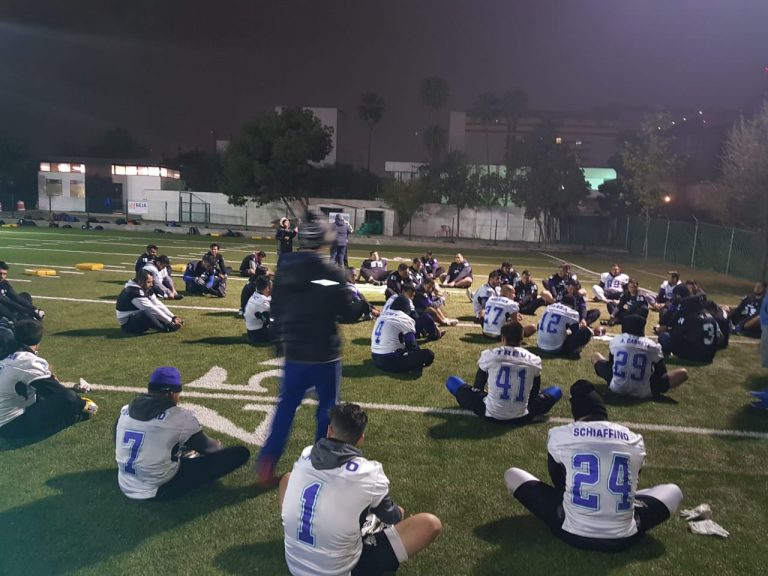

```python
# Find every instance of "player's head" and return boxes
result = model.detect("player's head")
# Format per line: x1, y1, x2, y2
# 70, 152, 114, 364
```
685, 279, 699, 294
398, 263, 409, 278
148, 367, 183, 402
501, 261, 512, 272
411, 257, 422, 269
488, 270, 501, 287
558, 264, 570, 277
565, 279, 581, 295
255, 274, 272, 295
256, 250, 266, 261
401, 284, 416, 299
344, 267, 356, 283
422, 278, 435, 292
454, 253, 465, 263
279, 217, 290, 228
627, 278, 639, 294
201, 255, 214, 271
155, 255, 170, 270
668, 270, 680, 283
672, 284, 690, 301
610, 263, 621, 276
298, 210, 333, 250
560, 294, 576, 309
0, 261, 9, 280
14, 319, 43, 349
569, 380, 608, 422
137, 269, 153, 290
500, 284, 515, 299
328, 403, 368, 446
755, 281, 767, 297
146, 244, 159, 257
621, 314, 646, 337
390, 294, 412, 313
369, 250, 379, 259
520, 269, 531, 283
209, 243, 220, 255
500, 322, 523, 346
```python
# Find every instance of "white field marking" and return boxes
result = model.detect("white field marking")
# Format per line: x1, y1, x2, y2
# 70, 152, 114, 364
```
75, 380, 768, 441
9, 278, 32, 283
259, 357, 285, 366
181, 403, 274, 446
31, 294, 239, 312
636, 269, 668, 280
6, 261, 81, 270
540, 252, 601, 279
185, 366, 276, 393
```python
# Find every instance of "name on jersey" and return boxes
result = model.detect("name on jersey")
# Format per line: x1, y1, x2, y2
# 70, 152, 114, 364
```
573, 427, 630, 441
495, 348, 532, 360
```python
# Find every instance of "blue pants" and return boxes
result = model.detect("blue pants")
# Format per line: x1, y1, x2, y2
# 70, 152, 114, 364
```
258, 360, 341, 464
331, 244, 347, 267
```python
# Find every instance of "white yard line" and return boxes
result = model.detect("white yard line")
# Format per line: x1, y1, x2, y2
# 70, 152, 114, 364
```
32, 295, 238, 312
81, 382, 768, 441
539, 252, 601, 279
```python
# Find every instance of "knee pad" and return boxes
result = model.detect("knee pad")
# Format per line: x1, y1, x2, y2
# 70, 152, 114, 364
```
542, 386, 562, 402
445, 375, 465, 396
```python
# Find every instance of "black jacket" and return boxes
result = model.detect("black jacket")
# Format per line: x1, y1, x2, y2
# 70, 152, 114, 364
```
271, 251, 366, 362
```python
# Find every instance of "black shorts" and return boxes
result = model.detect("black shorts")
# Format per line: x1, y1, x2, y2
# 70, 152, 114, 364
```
352, 530, 401, 576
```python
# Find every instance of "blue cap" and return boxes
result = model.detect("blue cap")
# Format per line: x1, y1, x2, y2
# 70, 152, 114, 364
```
148, 367, 182, 392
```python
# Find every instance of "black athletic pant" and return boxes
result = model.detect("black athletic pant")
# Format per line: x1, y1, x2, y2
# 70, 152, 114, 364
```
121, 311, 168, 334
360, 269, 388, 283
585, 309, 601, 326
513, 480, 671, 552
559, 327, 593, 356
0, 292, 36, 321
154, 445, 251, 500
0, 381, 85, 439
519, 298, 546, 316
240, 281, 257, 311
455, 385, 558, 422
247, 326, 273, 345
415, 314, 440, 339
372, 349, 434, 373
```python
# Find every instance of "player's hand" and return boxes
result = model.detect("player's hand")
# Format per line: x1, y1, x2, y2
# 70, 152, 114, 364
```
579, 319, 587, 328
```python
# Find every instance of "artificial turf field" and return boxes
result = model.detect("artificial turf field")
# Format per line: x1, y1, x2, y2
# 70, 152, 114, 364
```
0, 226, 766, 576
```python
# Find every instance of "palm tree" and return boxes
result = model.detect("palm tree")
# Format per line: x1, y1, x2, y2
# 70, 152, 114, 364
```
419, 77, 449, 123
470, 93, 501, 185
357, 92, 385, 172
499, 89, 528, 139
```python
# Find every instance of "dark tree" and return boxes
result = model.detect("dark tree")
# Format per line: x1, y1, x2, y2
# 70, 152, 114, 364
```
357, 92, 385, 172
439, 151, 481, 237
86, 127, 149, 159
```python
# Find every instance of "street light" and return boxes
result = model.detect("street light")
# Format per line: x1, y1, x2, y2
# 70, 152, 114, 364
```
663, 195, 672, 203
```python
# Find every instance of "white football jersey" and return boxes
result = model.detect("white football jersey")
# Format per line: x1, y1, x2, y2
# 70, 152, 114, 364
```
371, 310, 415, 354
283, 446, 391, 576
548, 421, 646, 540
600, 272, 629, 292
473, 283, 501, 316
659, 280, 681, 301
608, 333, 664, 398
478, 346, 542, 420
244, 292, 272, 332
115, 404, 201, 499
482, 295, 520, 337
537, 303, 581, 352
382, 294, 414, 313
0, 351, 51, 427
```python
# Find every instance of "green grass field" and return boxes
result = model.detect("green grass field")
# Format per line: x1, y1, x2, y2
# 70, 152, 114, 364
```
0, 227, 766, 576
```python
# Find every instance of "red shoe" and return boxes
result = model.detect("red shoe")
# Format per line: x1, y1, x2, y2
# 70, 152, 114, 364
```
255, 456, 280, 488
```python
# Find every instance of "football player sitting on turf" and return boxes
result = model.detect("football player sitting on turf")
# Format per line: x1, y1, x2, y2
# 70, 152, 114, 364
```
592, 315, 688, 399
244, 275, 273, 344
439, 253, 473, 289
371, 295, 435, 374
420, 251, 443, 280
652, 271, 681, 313
560, 280, 600, 327
496, 261, 519, 286
116, 270, 184, 335
341, 268, 379, 323
183, 256, 224, 297
607, 278, 649, 325
542, 264, 577, 303
203, 243, 228, 296
504, 380, 683, 552
280, 403, 442, 576
657, 286, 719, 363
143, 255, 183, 300
537, 295, 593, 357
515, 270, 550, 314
445, 322, 561, 423
115, 367, 250, 500
592, 263, 629, 303
470, 270, 502, 323
414, 279, 455, 327
0, 320, 97, 439
359, 250, 389, 285
239, 249, 272, 278
0, 262, 45, 322
729, 281, 765, 338
483, 285, 537, 340
385, 263, 411, 299
408, 257, 425, 289
134, 244, 158, 277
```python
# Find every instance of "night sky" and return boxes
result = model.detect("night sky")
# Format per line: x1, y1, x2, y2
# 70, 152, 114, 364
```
2, 0, 767, 170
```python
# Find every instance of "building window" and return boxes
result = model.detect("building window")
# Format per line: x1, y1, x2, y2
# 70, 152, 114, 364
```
555, 137, 562, 145
70, 180, 85, 198
575, 140, 583, 146
57, 163, 71, 173
45, 179, 63, 196
40, 162, 51, 172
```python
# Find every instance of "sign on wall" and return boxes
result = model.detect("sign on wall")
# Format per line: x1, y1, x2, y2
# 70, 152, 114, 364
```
127, 200, 149, 214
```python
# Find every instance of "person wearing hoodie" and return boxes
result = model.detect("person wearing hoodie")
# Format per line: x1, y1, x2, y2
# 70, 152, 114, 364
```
142, 254, 183, 300
330, 213, 353, 267
0, 320, 97, 439
657, 285, 719, 363
255, 210, 369, 486
280, 403, 442, 576
504, 380, 683, 552
114, 367, 250, 500
115, 270, 184, 334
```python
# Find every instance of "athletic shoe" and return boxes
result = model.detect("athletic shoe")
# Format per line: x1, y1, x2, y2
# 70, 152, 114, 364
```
446, 318, 459, 326
173, 294, 184, 300
255, 456, 280, 488
81, 397, 98, 416
73, 379, 92, 394
465, 288, 474, 302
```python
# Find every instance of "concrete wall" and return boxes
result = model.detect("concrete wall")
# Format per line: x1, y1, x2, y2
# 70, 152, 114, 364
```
408, 203, 541, 242
37, 173, 86, 212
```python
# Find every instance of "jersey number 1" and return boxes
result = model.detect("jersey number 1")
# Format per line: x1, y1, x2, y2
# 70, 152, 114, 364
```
298, 482, 323, 546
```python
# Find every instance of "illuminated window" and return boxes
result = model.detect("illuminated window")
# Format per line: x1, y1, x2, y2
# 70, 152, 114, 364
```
45, 179, 63, 196
40, 162, 51, 172
555, 137, 562, 144
126, 166, 138, 176
113, 165, 126, 175
70, 180, 85, 198
57, 163, 71, 173
575, 140, 583, 146
71, 163, 86, 174
160, 168, 168, 177
147, 166, 160, 177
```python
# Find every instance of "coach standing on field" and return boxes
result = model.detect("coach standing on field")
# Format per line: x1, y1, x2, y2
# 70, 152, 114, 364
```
256, 210, 368, 486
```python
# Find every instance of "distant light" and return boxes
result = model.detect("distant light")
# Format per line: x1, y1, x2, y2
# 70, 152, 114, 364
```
698, 110, 703, 115
703, 120, 707, 124
555, 137, 562, 144
663, 195, 672, 203
671, 121, 676, 125
657, 126, 662, 130
682, 117, 687, 121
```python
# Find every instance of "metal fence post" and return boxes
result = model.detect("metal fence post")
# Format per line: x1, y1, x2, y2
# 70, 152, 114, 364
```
625, 215, 630, 250
663, 217, 670, 261
690, 216, 699, 268
642, 213, 650, 260
725, 227, 736, 276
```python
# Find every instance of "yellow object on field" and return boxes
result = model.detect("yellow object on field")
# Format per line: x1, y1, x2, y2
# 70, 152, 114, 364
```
75, 263, 104, 271
1, 224, 18, 228
209, 233, 220, 237
24, 268, 57, 276
251, 236, 262, 240
265, 236, 273, 240
171, 263, 186, 273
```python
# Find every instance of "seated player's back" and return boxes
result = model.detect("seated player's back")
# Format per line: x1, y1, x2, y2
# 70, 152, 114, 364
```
480, 345, 541, 420
483, 294, 519, 337
371, 309, 414, 353
608, 333, 663, 398
537, 302, 580, 352
548, 421, 646, 539
282, 446, 389, 576
675, 309, 718, 361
